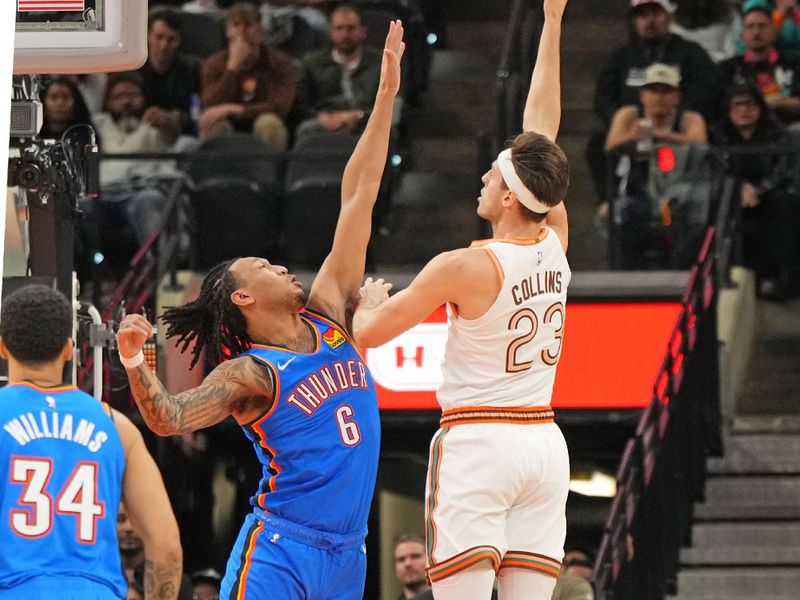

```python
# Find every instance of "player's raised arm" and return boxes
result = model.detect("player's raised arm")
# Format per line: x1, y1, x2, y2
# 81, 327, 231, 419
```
522, 0, 567, 140
355, 249, 483, 348
116, 314, 273, 435
307, 21, 405, 324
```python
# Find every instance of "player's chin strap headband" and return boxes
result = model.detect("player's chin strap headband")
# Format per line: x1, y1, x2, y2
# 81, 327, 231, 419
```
497, 148, 551, 214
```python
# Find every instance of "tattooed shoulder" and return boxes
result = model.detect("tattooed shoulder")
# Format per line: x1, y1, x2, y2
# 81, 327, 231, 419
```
213, 356, 275, 419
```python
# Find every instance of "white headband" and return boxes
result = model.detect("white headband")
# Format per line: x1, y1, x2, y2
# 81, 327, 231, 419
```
497, 148, 551, 214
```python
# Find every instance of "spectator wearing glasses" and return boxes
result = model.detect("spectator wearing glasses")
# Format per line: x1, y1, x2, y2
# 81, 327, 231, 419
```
711, 83, 800, 298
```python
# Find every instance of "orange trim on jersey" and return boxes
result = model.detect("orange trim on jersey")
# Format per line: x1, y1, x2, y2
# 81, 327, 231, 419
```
427, 546, 502, 582
440, 406, 555, 427
101, 402, 113, 417
442, 405, 553, 414
499, 551, 561, 578
10, 382, 78, 393
235, 521, 264, 599
250, 315, 320, 354
481, 247, 505, 288
470, 228, 549, 247
447, 302, 459, 319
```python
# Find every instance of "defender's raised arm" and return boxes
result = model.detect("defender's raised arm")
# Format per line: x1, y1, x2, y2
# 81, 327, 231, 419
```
307, 21, 406, 324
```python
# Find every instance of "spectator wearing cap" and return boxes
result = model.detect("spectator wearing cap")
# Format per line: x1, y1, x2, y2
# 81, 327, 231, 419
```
587, 0, 719, 205
733, 0, 800, 55
605, 63, 707, 151
191, 568, 221, 600
602, 63, 712, 270
595, 0, 721, 124
200, 1, 297, 149
722, 0, 800, 123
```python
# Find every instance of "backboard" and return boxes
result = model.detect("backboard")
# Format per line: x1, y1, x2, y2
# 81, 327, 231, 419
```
14, 0, 147, 74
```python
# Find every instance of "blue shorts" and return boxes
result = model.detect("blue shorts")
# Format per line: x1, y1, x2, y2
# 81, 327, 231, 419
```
221, 510, 367, 599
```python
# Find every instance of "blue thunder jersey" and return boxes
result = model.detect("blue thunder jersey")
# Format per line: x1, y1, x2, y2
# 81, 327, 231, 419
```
0, 383, 127, 598
239, 309, 381, 537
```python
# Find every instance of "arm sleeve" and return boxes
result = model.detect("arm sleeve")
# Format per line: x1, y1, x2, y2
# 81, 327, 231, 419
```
201, 52, 241, 107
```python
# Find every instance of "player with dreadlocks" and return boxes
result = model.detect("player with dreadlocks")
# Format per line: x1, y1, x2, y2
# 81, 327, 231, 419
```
116, 20, 405, 600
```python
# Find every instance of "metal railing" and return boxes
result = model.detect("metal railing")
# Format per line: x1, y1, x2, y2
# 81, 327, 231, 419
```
592, 175, 740, 599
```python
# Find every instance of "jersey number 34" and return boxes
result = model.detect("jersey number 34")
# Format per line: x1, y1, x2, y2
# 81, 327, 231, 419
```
10, 457, 104, 543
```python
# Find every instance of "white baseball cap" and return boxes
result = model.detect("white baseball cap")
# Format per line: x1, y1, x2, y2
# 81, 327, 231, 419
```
630, 0, 676, 13
642, 63, 681, 89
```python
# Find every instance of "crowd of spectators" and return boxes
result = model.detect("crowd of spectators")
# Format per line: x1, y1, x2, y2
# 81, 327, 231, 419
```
592, 0, 800, 297
31, 0, 423, 297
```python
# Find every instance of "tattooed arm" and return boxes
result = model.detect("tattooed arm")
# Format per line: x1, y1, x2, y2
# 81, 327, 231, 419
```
117, 314, 273, 435
114, 409, 183, 600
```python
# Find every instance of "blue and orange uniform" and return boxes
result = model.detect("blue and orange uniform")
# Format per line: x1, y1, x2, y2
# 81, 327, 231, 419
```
0, 383, 127, 599
221, 308, 381, 600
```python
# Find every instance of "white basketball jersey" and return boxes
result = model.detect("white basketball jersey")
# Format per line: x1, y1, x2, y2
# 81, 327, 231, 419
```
437, 228, 571, 411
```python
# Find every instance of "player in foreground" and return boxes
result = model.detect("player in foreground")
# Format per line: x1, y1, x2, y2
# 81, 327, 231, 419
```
116, 20, 405, 600
0, 284, 182, 600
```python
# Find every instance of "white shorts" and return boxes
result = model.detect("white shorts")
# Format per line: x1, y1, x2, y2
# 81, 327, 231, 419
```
425, 406, 570, 583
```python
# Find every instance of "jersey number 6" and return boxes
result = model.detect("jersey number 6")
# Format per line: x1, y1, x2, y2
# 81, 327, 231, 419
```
505, 302, 565, 373
335, 405, 362, 447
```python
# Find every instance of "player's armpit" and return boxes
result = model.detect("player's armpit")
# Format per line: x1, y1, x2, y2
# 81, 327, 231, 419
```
128, 356, 273, 436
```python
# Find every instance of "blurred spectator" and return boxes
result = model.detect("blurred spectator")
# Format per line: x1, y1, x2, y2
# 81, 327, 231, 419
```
200, 2, 296, 149
723, 1, 800, 123
125, 578, 145, 600
605, 63, 713, 269
734, 0, 800, 55
117, 503, 145, 583
191, 568, 221, 600
393, 534, 430, 600
710, 83, 800, 298
588, 0, 719, 204
260, 0, 329, 48
551, 548, 595, 600
670, 0, 741, 62
137, 7, 202, 135
295, 3, 383, 141
38, 76, 96, 145
119, 502, 195, 600
392, 533, 499, 599
93, 73, 178, 243
771, 0, 800, 52
595, 0, 720, 124
73, 73, 108, 114
182, 0, 220, 13
605, 63, 707, 151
